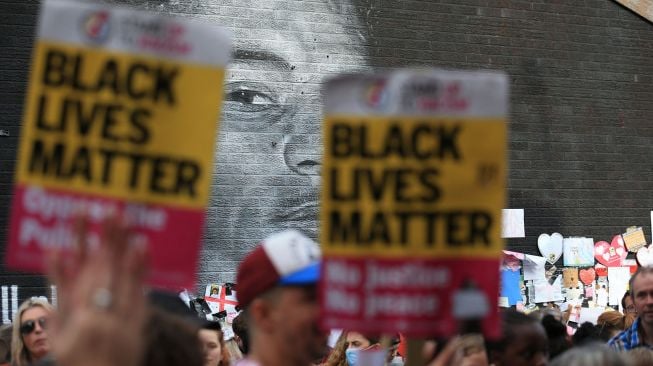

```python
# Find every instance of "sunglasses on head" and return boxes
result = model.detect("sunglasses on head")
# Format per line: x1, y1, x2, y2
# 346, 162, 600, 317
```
20, 317, 47, 335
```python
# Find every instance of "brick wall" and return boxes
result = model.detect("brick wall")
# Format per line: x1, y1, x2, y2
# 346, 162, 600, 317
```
0, 0, 652, 305
360, 1, 653, 253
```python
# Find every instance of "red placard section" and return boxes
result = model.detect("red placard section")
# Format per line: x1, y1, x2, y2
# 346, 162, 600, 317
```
320, 256, 501, 338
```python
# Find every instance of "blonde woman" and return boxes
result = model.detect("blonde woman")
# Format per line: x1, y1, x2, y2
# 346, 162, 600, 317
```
11, 298, 53, 366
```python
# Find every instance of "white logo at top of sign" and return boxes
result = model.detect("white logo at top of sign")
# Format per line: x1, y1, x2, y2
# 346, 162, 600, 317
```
80, 9, 111, 44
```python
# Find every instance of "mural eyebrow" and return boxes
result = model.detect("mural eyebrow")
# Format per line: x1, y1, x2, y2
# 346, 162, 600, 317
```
232, 49, 291, 71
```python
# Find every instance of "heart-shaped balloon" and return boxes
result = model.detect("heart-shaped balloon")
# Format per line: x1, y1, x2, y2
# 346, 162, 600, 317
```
579, 268, 596, 285
594, 235, 627, 267
637, 246, 653, 267
538, 233, 563, 264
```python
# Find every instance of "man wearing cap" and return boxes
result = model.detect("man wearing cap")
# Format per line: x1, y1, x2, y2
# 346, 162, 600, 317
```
236, 229, 327, 366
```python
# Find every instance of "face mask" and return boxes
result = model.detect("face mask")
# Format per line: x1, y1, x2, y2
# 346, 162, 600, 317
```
345, 349, 359, 366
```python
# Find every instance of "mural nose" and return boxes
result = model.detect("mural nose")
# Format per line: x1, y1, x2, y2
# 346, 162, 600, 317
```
283, 134, 322, 177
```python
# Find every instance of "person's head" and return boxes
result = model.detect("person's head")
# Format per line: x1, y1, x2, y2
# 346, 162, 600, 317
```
549, 343, 630, 366
627, 347, 653, 366
540, 314, 570, 360
572, 322, 600, 346
198, 322, 230, 366
211, 287, 219, 296
344, 331, 378, 351
236, 230, 325, 366
486, 310, 548, 366
629, 267, 653, 326
143, 308, 204, 366
343, 332, 380, 366
341, 331, 399, 366
530, 306, 563, 323
596, 310, 626, 341
622, 290, 636, 315
231, 312, 249, 355
11, 298, 53, 366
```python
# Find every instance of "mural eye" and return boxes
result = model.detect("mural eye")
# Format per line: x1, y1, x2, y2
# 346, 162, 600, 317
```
224, 87, 277, 112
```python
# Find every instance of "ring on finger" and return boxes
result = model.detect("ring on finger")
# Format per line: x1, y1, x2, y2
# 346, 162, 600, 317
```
92, 287, 112, 310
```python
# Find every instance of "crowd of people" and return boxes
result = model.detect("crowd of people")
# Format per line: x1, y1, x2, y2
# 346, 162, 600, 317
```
2, 222, 653, 366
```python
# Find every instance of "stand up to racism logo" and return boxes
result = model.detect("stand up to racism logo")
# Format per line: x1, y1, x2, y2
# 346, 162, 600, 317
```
81, 10, 111, 43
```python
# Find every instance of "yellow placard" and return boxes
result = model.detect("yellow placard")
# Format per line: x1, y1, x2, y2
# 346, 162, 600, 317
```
321, 115, 506, 259
16, 41, 225, 209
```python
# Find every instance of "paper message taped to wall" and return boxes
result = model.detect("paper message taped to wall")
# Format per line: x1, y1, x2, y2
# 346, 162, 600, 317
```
523, 254, 546, 281
501, 209, 524, 238
579, 307, 604, 325
6, 0, 231, 290
320, 70, 508, 338
608, 267, 630, 306
533, 276, 564, 303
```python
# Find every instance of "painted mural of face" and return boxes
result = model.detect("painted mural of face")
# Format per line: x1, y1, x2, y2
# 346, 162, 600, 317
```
113, 0, 368, 284
201, 2, 368, 284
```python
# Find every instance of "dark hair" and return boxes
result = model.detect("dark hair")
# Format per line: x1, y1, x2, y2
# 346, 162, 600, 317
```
621, 291, 631, 310
486, 309, 540, 353
143, 308, 203, 366
232, 312, 250, 355
202, 321, 222, 333
572, 322, 600, 346
541, 314, 570, 359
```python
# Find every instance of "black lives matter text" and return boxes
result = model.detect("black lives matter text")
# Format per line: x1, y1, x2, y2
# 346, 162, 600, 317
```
327, 120, 493, 249
26, 47, 201, 198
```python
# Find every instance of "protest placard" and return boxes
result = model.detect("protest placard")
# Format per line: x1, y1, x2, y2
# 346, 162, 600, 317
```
6, 0, 230, 290
320, 70, 508, 338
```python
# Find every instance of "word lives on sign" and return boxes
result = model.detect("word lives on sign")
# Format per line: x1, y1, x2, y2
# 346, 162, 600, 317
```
7, 0, 231, 290
320, 70, 508, 338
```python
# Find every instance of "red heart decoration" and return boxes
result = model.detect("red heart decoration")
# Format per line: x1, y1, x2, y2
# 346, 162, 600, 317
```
595, 264, 608, 277
594, 235, 627, 267
579, 268, 596, 285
